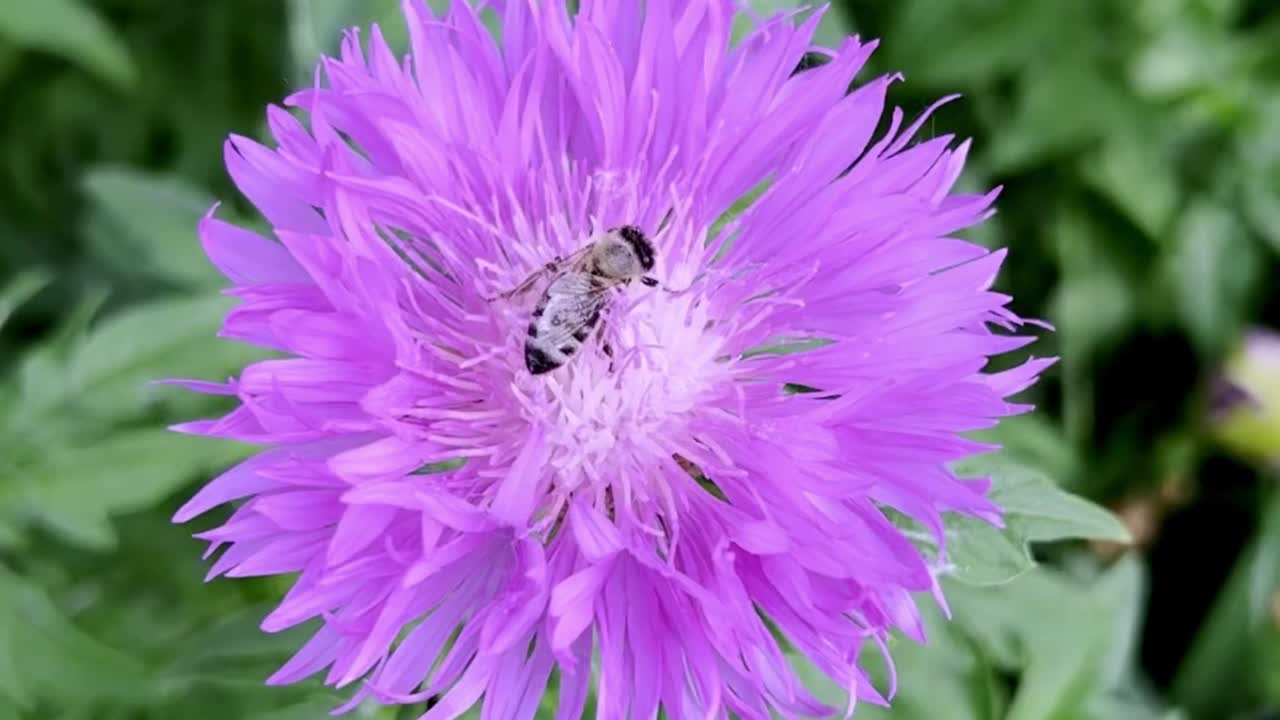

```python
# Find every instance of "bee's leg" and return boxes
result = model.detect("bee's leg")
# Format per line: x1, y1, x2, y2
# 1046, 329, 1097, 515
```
640, 276, 688, 295
655, 207, 676, 234
595, 316, 615, 373
487, 272, 541, 302
486, 256, 563, 302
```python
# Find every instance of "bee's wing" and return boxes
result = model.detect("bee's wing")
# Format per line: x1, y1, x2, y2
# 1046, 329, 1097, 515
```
563, 243, 594, 268
534, 273, 611, 351
490, 245, 594, 302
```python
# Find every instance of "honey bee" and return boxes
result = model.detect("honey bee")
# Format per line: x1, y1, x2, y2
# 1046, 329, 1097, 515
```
492, 226, 661, 374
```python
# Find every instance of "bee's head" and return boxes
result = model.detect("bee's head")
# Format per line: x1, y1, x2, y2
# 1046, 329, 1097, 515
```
615, 225, 655, 272
592, 226, 656, 279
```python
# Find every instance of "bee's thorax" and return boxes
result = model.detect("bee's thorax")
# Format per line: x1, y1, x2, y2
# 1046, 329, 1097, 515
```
590, 236, 649, 280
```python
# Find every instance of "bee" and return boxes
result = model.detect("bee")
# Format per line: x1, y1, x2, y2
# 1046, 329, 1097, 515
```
491, 226, 660, 375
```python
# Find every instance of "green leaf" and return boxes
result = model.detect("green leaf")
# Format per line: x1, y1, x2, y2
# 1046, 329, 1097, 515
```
945, 455, 1130, 586
883, 1, 1074, 88
1047, 206, 1141, 446
988, 52, 1137, 174
73, 294, 261, 417
741, 337, 831, 359
81, 166, 226, 288
13, 289, 110, 421
707, 177, 773, 248
247, 698, 347, 720
1238, 94, 1280, 254
1133, 0, 1247, 31
735, 2, 853, 48
0, 267, 52, 333
1052, 265, 1136, 370
14, 429, 250, 550
287, 0, 414, 80
0, 0, 137, 90
1092, 554, 1151, 687
1128, 11, 1252, 103
969, 415, 1080, 492
0, 609, 26, 707
1165, 200, 1261, 357
1172, 489, 1280, 717
6, 293, 249, 452
731, 3, 850, 46
159, 608, 318, 693
945, 513, 1036, 588
0, 564, 150, 708
1079, 130, 1179, 240
947, 557, 1146, 720
788, 650, 851, 712
1005, 558, 1144, 720
412, 458, 468, 475
792, 600, 1007, 720
811, 4, 855, 49
981, 460, 1132, 544
1089, 690, 1185, 720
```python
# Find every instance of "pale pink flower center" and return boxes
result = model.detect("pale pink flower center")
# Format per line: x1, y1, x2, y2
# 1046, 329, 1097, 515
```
494, 231, 726, 510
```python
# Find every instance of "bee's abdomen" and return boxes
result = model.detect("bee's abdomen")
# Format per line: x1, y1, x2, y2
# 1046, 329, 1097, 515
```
523, 272, 605, 375
525, 345, 560, 374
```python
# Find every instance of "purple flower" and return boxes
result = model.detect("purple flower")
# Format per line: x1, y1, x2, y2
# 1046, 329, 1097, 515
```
173, 1, 1050, 717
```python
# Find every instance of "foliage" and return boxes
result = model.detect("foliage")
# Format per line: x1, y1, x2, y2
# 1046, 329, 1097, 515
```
0, 0, 1274, 718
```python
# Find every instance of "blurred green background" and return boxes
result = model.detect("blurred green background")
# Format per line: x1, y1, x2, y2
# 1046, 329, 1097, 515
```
0, 0, 1277, 718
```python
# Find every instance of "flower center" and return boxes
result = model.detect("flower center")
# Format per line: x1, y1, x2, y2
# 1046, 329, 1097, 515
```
480, 219, 725, 516
531, 282, 727, 497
